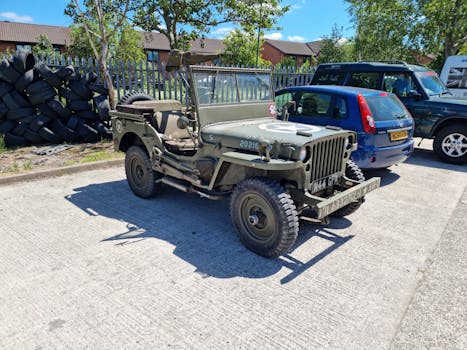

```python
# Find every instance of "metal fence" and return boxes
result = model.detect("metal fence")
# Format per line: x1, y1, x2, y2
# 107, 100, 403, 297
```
16, 54, 316, 103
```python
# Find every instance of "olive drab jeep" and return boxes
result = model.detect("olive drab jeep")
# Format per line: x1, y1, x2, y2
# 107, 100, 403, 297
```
110, 51, 380, 258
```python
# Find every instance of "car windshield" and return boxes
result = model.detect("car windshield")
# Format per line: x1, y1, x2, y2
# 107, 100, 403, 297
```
365, 95, 411, 121
193, 70, 272, 105
416, 71, 450, 96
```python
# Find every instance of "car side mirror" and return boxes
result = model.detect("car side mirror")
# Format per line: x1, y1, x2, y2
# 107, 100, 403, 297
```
281, 101, 296, 121
408, 90, 422, 100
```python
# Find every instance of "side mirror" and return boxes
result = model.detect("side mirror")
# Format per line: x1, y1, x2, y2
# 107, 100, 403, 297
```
408, 90, 422, 100
281, 101, 296, 121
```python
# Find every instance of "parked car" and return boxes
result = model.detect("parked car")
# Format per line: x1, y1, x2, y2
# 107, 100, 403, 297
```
275, 85, 414, 169
440, 55, 467, 98
310, 61, 467, 164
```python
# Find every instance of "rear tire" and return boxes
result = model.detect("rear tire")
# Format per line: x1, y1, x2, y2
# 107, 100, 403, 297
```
125, 145, 162, 198
230, 177, 299, 258
331, 160, 365, 217
433, 125, 467, 165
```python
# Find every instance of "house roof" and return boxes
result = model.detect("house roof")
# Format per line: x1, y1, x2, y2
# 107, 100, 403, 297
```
265, 39, 323, 56
141, 32, 225, 53
0, 21, 71, 45
0, 21, 224, 54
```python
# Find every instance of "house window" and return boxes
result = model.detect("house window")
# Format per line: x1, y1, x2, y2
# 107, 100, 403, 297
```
147, 50, 159, 62
16, 44, 32, 51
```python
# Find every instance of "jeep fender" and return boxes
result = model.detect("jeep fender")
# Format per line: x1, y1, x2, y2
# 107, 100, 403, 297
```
208, 151, 304, 190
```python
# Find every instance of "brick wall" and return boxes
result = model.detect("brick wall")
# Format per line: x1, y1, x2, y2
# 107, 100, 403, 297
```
261, 42, 285, 65
0, 42, 16, 53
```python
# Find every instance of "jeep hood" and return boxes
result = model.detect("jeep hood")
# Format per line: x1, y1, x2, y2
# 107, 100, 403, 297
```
201, 118, 352, 150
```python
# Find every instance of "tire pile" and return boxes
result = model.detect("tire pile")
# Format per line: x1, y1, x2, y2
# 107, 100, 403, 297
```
0, 50, 111, 147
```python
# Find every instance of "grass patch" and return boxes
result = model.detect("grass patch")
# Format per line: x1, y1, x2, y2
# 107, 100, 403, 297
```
0, 134, 6, 154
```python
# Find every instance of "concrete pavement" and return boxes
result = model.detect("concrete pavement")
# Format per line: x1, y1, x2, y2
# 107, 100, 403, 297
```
0, 146, 466, 349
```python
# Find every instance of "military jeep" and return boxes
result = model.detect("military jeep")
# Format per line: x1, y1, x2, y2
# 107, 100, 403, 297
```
110, 51, 380, 258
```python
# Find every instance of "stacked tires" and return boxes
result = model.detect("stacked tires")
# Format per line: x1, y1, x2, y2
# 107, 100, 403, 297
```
0, 50, 111, 147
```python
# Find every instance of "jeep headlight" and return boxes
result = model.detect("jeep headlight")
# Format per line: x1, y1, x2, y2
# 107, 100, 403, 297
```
299, 146, 310, 162
344, 136, 354, 150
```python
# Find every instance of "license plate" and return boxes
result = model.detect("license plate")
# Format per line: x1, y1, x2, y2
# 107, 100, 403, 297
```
390, 130, 408, 141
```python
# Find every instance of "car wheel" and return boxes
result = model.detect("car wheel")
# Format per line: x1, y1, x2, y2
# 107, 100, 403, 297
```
433, 125, 467, 165
125, 145, 162, 198
230, 177, 299, 258
331, 160, 366, 217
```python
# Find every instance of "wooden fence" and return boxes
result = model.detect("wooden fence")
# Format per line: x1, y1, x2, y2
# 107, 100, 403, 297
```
10, 54, 316, 103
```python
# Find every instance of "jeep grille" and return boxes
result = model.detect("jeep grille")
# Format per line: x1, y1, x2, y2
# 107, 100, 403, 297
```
310, 136, 346, 182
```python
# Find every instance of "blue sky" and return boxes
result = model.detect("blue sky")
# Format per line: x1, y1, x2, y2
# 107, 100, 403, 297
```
0, 0, 354, 42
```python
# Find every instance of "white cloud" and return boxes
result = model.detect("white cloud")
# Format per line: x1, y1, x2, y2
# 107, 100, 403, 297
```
337, 37, 349, 46
291, 0, 306, 10
211, 27, 234, 39
287, 35, 306, 42
264, 32, 283, 40
0, 11, 33, 23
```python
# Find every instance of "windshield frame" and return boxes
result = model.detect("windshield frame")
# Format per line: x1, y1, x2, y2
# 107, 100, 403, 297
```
190, 66, 273, 107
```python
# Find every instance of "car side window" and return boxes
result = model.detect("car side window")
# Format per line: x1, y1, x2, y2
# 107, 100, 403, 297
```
313, 71, 346, 85
332, 96, 348, 119
298, 92, 331, 117
348, 72, 380, 89
275, 92, 294, 117
382, 73, 418, 97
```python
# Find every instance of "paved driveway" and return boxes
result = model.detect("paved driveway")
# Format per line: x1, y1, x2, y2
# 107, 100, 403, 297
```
0, 146, 466, 349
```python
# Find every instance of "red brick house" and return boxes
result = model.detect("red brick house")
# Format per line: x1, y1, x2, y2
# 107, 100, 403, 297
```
0, 21, 322, 66
0, 21, 225, 63
262, 39, 322, 66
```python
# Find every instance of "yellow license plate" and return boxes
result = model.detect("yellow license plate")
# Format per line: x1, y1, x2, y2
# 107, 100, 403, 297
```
390, 130, 408, 141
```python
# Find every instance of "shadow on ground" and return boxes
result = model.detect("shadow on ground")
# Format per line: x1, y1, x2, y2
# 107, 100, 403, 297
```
66, 180, 354, 283
406, 147, 467, 173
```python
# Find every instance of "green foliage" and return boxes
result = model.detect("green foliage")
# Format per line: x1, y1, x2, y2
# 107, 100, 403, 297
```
115, 23, 145, 61
134, 0, 289, 50
67, 25, 96, 58
345, 0, 415, 61
345, 0, 467, 63
317, 25, 354, 64
32, 34, 59, 58
222, 29, 270, 66
0, 134, 6, 154
279, 56, 297, 67
67, 22, 145, 61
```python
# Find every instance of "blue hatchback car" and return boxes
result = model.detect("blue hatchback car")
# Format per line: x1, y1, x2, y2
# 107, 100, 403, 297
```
275, 85, 414, 169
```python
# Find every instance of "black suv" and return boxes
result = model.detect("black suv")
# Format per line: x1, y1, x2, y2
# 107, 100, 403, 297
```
310, 61, 467, 164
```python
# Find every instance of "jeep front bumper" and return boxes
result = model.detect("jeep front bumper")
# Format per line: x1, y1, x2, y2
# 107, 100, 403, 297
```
290, 177, 380, 219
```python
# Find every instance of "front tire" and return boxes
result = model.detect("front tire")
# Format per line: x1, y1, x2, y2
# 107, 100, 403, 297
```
331, 160, 365, 217
125, 145, 161, 198
433, 125, 467, 165
230, 177, 299, 258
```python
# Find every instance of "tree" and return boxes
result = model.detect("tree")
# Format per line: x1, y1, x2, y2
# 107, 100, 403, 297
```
415, 0, 467, 69
345, 0, 415, 61
67, 22, 145, 61
133, 0, 289, 50
222, 29, 270, 66
317, 25, 353, 64
345, 0, 467, 66
65, 0, 133, 108
32, 34, 58, 58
